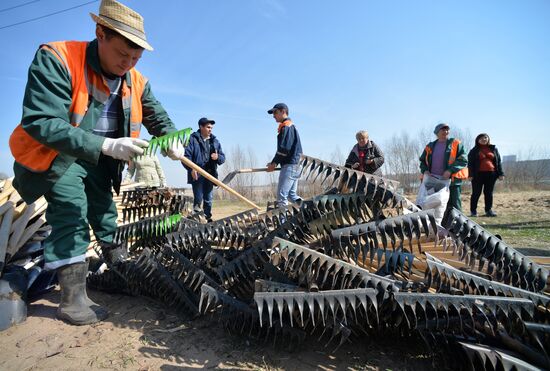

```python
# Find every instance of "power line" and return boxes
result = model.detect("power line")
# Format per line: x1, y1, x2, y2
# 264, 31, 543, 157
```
0, 0, 41, 13
0, 0, 99, 30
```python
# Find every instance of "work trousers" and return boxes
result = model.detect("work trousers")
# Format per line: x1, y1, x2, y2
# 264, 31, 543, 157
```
277, 164, 301, 207
470, 172, 498, 213
446, 184, 462, 213
192, 176, 214, 219
43, 159, 117, 270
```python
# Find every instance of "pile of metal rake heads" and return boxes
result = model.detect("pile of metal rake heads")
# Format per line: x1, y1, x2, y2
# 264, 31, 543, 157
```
119, 187, 198, 223
88, 157, 549, 370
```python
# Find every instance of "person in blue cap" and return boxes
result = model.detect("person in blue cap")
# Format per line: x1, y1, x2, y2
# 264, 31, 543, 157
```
266, 103, 303, 207
183, 117, 225, 222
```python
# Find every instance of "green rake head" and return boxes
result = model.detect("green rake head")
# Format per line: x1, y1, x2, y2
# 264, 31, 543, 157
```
141, 128, 193, 157
155, 213, 183, 236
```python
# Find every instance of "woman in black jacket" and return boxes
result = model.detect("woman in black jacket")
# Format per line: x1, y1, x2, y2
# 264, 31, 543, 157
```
345, 130, 384, 176
467, 133, 504, 217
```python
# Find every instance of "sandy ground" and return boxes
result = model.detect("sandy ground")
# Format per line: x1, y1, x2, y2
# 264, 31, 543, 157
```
0, 289, 433, 370
1, 190, 548, 370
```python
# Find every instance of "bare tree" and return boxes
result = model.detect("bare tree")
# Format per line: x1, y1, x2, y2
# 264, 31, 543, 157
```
383, 131, 422, 193
452, 127, 474, 153
417, 126, 433, 151
520, 146, 550, 186
245, 146, 258, 199
215, 144, 263, 201
215, 144, 246, 201
263, 155, 278, 203
330, 145, 346, 166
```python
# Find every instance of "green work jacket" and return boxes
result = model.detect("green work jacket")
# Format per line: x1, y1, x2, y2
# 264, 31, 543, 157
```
419, 138, 468, 186
12, 39, 176, 203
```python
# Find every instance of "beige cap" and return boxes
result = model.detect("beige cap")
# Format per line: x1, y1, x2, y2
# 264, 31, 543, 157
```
90, 0, 153, 51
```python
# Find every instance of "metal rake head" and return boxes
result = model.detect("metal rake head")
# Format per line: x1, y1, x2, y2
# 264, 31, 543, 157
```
254, 288, 379, 329
199, 284, 307, 347
424, 253, 550, 309
392, 292, 535, 334
271, 237, 401, 295
442, 208, 549, 293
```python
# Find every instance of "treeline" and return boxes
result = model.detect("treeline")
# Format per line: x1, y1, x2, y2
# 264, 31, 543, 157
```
381, 129, 549, 193
215, 130, 550, 202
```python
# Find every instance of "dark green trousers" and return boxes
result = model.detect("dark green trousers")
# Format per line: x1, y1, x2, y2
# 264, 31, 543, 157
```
43, 159, 117, 270
446, 184, 462, 212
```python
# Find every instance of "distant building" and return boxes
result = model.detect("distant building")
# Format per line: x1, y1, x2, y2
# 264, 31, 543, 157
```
502, 155, 517, 163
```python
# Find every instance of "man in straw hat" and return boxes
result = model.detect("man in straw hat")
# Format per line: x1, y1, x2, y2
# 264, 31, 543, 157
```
9, 0, 185, 325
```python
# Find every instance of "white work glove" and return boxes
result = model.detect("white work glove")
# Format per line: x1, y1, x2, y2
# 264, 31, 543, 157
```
101, 137, 149, 162
162, 139, 185, 160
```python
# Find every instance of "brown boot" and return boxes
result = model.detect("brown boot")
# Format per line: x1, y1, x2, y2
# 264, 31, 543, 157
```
56, 262, 108, 325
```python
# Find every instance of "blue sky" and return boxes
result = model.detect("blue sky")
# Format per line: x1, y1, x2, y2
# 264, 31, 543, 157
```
1, 0, 549, 186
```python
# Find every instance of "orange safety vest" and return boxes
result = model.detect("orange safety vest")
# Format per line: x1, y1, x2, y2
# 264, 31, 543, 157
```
9, 41, 146, 172
424, 139, 469, 180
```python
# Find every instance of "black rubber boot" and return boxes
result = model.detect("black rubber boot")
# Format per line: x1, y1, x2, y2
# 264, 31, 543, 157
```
99, 241, 128, 264
56, 262, 108, 325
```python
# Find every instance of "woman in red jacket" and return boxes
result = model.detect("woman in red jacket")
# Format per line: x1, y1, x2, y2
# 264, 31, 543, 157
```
467, 133, 505, 217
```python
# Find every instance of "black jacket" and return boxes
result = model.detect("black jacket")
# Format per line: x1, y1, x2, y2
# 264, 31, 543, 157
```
467, 144, 504, 178
344, 140, 384, 176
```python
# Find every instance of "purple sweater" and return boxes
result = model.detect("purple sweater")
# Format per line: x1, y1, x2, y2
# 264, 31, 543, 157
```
430, 141, 447, 176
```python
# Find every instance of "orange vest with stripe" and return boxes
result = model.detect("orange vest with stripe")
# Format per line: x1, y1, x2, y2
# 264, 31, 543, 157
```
424, 139, 469, 180
9, 41, 146, 172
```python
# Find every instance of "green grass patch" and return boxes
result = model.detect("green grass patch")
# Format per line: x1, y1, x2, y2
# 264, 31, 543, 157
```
469, 215, 550, 248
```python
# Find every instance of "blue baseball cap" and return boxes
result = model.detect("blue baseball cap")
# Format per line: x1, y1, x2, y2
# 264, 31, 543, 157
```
267, 103, 288, 114
198, 117, 215, 126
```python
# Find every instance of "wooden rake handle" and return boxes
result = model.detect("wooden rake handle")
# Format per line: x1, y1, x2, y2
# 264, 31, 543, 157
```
179, 155, 260, 210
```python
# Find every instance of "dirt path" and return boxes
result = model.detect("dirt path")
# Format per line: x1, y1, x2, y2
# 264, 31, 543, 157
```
0, 289, 433, 370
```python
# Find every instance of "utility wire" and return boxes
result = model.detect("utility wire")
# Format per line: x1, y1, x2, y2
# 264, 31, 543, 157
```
0, 0, 99, 30
0, 0, 41, 13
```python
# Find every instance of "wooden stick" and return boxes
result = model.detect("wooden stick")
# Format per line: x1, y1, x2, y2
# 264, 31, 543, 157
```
13, 214, 47, 253
29, 197, 47, 220
8, 202, 36, 251
120, 182, 145, 191
0, 202, 12, 218
0, 178, 15, 204
179, 155, 260, 210
14, 199, 27, 216
37, 225, 51, 233
9, 198, 46, 234
30, 234, 49, 242
0, 207, 14, 272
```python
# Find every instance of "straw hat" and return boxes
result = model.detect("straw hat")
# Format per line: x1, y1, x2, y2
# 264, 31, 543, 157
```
90, 0, 153, 51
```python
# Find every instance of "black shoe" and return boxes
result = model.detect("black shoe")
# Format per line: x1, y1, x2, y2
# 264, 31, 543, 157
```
56, 262, 108, 325
486, 210, 497, 217
470, 211, 477, 217
206, 217, 213, 223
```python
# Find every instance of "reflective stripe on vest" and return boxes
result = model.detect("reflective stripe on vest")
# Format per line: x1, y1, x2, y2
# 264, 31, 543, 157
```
9, 41, 145, 172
